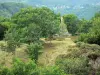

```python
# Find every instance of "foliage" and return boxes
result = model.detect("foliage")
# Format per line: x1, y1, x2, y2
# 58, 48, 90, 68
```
0, 17, 13, 40
56, 57, 90, 75
0, 58, 39, 75
63, 14, 79, 35
5, 24, 41, 44
40, 66, 67, 75
1, 3, 100, 75
4, 32, 17, 53
27, 43, 43, 63
12, 7, 60, 38
0, 25, 6, 40
5, 7, 60, 46
56, 42, 100, 75
12, 58, 38, 75
77, 19, 92, 33
0, 2, 27, 18
0, 67, 13, 75
0, 58, 67, 75
78, 17, 100, 45
26, 23, 41, 43
94, 11, 100, 18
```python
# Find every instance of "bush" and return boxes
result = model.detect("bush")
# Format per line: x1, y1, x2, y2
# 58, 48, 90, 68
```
40, 66, 67, 75
0, 58, 68, 75
12, 58, 39, 75
27, 43, 43, 63
56, 57, 90, 75
4, 32, 17, 54
0, 67, 13, 75
55, 42, 100, 75
77, 17, 100, 45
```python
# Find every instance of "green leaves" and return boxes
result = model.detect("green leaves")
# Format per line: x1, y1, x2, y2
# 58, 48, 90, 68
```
27, 43, 43, 63
0, 58, 67, 75
63, 14, 78, 35
12, 7, 60, 38
12, 58, 38, 75
56, 57, 90, 75
78, 13, 100, 45
41, 66, 66, 75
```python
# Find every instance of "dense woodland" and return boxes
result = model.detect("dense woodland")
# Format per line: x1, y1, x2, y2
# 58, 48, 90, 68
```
0, 2, 100, 75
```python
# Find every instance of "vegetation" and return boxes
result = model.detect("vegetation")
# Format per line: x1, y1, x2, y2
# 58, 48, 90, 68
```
63, 14, 92, 35
0, 58, 66, 75
63, 14, 79, 35
56, 42, 100, 75
0, 2, 27, 18
0, 1, 100, 75
27, 43, 43, 63
78, 12, 100, 45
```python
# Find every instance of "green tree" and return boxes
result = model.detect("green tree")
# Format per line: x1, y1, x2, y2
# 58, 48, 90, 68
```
27, 43, 43, 63
63, 14, 79, 35
0, 17, 13, 40
77, 19, 92, 33
12, 7, 60, 38
5, 7, 60, 46
78, 14, 100, 45
94, 11, 100, 18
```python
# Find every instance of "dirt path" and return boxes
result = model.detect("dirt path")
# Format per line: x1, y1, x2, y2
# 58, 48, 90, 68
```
38, 38, 76, 66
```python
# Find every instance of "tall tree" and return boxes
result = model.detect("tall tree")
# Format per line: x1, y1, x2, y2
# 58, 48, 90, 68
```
6, 7, 60, 44
78, 12, 100, 45
63, 14, 78, 35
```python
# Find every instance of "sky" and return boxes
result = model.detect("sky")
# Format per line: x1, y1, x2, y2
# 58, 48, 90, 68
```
0, 0, 100, 5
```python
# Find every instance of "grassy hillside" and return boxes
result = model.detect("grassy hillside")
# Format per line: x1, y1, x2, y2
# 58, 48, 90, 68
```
38, 38, 76, 66
0, 38, 76, 67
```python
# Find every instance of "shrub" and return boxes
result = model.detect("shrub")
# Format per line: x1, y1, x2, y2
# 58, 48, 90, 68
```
40, 66, 67, 75
12, 58, 39, 75
27, 43, 43, 63
77, 17, 100, 45
55, 42, 100, 75
4, 32, 17, 54
0, 67, 13, 75
56, 57, 90, 75
0, 58, 68, 75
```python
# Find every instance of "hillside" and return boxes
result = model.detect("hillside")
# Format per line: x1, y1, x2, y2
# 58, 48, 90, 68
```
0, 2, 27, 18
0, 38, 76, 67
0, 1, 100, 19
23, 0, 100, 19
38, 38, 76, 66
0, 2, 100, 74
54, 4, 100, 19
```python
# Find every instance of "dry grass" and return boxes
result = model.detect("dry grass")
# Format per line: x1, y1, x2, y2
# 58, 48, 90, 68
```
70, 36, 78, 41
0, 37, 76, 67
38, 38, 76, 66
0, 41, 29, 67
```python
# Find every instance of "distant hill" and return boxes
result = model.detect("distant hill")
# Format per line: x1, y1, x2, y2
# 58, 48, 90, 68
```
53, 4, 100, 19
25, 0, 100, 5
0, 0, 27, 3
24, 0, 100, 19
0, 0, 100, 19
0, 2, 27, 18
